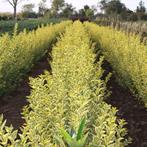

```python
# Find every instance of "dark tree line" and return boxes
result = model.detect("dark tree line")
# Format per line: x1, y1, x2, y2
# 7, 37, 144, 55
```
39, 0, 147, 21
99, 0, 147, 21
43, 0, 95, 19
2, 0, 147, 21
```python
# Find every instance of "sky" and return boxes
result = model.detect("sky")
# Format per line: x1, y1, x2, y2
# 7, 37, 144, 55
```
0, 0, 146, 13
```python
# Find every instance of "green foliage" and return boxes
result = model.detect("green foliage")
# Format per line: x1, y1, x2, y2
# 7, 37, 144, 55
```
136, 0, 146, 20
0, 20, 71, 96
59, 117, 87, 147
0, 12, 13, 21
51, 0, 65, 17
21, 3, 37, 19
88, 102, 130, 146
20, 12, 38, 19
22, 3, 35, 13
85, 22, 147, 107
99, 0, 126, 17
38, 0, 48, 16
61, 3, 75, 18
79, 5, 94, 19
24, 21, 129, 146
0, 21, 130, 146
0, 115, 19, 146
0, 18, 65, 35
98, 0, 144, 21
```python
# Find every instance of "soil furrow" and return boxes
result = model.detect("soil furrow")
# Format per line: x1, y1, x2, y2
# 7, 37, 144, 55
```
0, 54, 51, 129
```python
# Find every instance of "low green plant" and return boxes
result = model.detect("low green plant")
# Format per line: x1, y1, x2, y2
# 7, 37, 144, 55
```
0, 20, 71, 96
58, 117, 88, 147
85, 22, 147, 107
0, 18, 65, 35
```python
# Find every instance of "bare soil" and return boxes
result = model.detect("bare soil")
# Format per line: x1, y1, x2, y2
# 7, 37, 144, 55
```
0, 54, 51, 129
103, 61, 147, 147
0, 56, 146, 147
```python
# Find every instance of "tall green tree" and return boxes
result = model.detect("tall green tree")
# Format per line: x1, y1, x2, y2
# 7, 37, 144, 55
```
21, 3, 37, 18
5, 0, 24, 19
61, 3, 75, 18
38, 0, 48, 16
136, 0, 146, 20
51, 0, 65, 17
79, 5, 94, 19
84, 5, 95, 18
99, 0, 126, 20
22, 3, 35, 13
99, 0, 108, 13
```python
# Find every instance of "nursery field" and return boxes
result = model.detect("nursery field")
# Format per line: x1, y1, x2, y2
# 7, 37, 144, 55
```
0, 18, 64, 35
0, 21, 146, 146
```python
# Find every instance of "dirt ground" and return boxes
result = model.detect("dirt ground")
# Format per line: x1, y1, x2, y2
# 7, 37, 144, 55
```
103, 61, 147, 147
0, 54, 51, 129
0, 57, 146, 147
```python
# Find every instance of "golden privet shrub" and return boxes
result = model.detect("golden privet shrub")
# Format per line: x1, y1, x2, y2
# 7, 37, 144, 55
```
0, 21, 71, 96
85, 22, 147, 107
0, 21, 130, 146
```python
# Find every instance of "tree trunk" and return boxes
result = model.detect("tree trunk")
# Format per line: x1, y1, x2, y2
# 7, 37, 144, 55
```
14, 6, 17, 20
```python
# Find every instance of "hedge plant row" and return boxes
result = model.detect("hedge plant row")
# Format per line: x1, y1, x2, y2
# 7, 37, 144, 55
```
0, 21, 130, 146
85, 22, 147, 107
0, 21, 71, 96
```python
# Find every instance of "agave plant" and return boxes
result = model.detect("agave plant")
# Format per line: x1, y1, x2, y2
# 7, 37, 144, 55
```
58, 117, 88, 147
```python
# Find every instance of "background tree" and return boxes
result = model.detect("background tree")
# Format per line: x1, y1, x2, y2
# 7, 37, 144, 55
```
61, 3, 75, 18
79, 5, 94, 19
120, 9, 138, 21
21, 3, 37, 18
5, 0, 23, 19
84, 5, 95, 19
99, 0, 108, 13
22, 3, 34, 12
51, 0, 65, 17
106, 0, 125, 15
79, 8, 85, 17
38, 0, 48, 16
99, 0, 126, 20
136, 0, 146, 20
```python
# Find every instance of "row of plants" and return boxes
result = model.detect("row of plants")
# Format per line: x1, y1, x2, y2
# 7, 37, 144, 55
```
0, 20, 71, 96
95, 19, 147, 43
0, 21, 130, 146
85, 22, 147, 107
0, 18, 65, 35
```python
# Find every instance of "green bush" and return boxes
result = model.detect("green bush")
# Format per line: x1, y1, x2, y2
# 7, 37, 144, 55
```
0, 18, 65, 35
85, 22, 147, 107
0, 21, 71, 96
0, 13, 13, 21
20, 12, 38, 19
